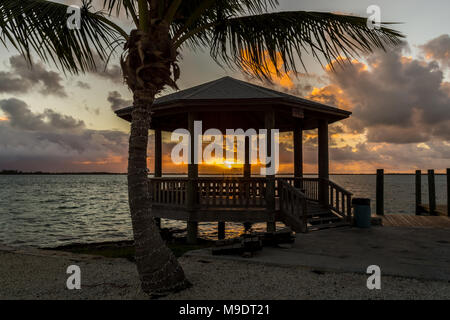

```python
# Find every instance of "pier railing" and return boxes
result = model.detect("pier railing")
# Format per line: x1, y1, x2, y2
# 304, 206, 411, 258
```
279, 177, 320, 202
149, 177, 187, 208
197, 177, 267, 208
326, 179, 352, 220
279, 180, 308, 232
148, 177, 350, 217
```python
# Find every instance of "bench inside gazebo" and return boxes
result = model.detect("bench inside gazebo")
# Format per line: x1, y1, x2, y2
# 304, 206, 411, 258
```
116, 76, 353, 243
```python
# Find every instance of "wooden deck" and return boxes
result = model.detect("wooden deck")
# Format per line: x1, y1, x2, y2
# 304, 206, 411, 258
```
417, 204, 448, 216
382, 214, 450, 229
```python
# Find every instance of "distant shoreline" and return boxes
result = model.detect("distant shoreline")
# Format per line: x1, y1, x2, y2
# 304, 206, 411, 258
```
0, 171, 447, 176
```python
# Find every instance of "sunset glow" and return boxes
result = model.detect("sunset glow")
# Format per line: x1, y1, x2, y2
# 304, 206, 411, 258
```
241, 50, 294, 89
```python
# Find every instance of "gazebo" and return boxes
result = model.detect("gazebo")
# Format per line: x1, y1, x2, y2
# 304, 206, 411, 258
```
116, 76, 353, 243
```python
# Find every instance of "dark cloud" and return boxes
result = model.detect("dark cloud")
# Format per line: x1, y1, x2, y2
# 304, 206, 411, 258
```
0, 99, 129, 172
0, 98, 84, 131
420, 34, 450, 67
107, 91, 132, 111
0, 55, 67, 97
314, 41, 450, 144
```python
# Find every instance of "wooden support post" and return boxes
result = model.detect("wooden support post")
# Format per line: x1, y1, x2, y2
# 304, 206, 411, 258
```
187, 221, 198, 244
154, 129, 162, 177
293, 124, 303, 188
267, 222, 276, 233
187, 112, 199, 211
154, 129, 162, 228
218, 222, 225, 240
244, 137, 251, 178
428, 169, 436, 215
415, 170, 422, 215
376, 169, 384, 216
187, 113, 198, 244
265, 110, 276, 233
447, 168, 450, 217
318, 119, 329, 206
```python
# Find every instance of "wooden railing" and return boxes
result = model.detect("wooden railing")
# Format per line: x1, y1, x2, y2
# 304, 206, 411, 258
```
326, 179, 352, 220
148, 177, 352, 221
149, 178, 187, 208
278, 177, 320, 202
279, 180, 308, 233
197, 177, 267, 208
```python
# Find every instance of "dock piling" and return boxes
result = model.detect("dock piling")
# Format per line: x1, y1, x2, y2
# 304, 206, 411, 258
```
218, 222, 225, 240
428, 170, 436, 216
415, 170, 422, 215
447, 168, 450, 217
376, 169, 384, 216
187, 221, 198, 244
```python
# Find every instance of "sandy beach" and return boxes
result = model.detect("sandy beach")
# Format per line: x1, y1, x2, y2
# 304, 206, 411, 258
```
1, 244, 449, 300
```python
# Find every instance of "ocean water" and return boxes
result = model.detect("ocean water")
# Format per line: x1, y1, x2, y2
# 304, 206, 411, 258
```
0, 174, 447, 248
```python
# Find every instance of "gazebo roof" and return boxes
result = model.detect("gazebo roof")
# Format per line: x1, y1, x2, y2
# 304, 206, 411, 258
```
115, 76, 351, 131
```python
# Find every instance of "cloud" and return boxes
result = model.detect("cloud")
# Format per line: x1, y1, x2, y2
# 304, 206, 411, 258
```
280, 35, 450, 172
107, 91, 132, 111
0, 98, 84, 131
76, 81, 91, 89
309, 40, 450, 144
0, 99, 129, 172
0, 55, 67, 97
89, 54, 123, 84
420, 34, 450, 67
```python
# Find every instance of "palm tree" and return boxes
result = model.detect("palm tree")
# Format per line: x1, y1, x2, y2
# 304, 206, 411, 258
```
0, 0, 403, 295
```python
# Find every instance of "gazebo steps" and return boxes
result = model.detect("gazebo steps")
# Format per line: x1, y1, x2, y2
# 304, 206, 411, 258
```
308, 221, 351, 231
308, 216, 342, 225
290, 200, 349, 231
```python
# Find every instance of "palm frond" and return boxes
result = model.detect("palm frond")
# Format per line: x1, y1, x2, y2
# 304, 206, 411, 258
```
185, 11, 404, 79
171, 0, 278, 41
0, 0, 127, 74
103, 0, 138, 21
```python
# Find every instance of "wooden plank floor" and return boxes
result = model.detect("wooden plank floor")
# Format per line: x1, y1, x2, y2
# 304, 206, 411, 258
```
418, 204, 448, 216
382, 214, 450, 229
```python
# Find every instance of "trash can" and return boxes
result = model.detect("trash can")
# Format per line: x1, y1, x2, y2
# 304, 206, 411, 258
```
352, 198, 371, 228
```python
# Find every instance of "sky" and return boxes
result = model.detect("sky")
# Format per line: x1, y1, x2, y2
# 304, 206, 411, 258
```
0, 0, 449, 174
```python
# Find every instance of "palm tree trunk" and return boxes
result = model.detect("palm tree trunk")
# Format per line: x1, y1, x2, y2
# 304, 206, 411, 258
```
128, 88, 188, 295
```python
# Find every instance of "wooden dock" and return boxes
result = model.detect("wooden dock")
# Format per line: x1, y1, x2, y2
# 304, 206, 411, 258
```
417, 204, 448, 216
382, 214, 450, 229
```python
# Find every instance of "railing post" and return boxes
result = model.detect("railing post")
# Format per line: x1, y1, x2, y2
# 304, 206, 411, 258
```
447, 168, 450, 217
415, 170, 422, 215
428, 169, 436, 215
376, 169, 384, 216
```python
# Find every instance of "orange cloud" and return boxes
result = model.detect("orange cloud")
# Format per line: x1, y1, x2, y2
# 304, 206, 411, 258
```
73, 155, 124, 166
241, 50, 294, 89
